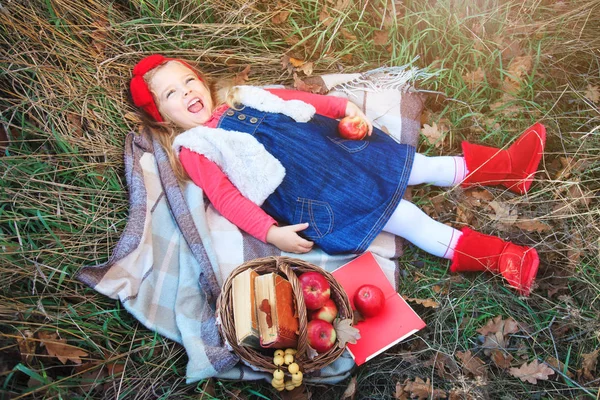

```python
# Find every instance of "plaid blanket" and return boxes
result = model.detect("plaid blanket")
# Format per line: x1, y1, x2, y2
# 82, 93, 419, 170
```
76, 70, 424, 384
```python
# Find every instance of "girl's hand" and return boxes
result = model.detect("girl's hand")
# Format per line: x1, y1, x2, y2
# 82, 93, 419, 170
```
266, 223, 314, 254
345, 101, 373, 136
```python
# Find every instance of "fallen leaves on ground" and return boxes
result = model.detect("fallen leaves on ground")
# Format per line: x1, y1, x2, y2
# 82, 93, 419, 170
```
456, 350, 487, 378
477, 315, 520, 356
513, 219, 552, 233
462, 67, 485, 90
488, 200, 518, 226
396, 377, 447, 400
232, 65, 251, 85
424, 353, 460, 380
17, 330, 36, 364
578, 349, 599, 381
509, 360, 555, 384
583, 84, 599, 103
421, 122, 445, 148
490, 349, 514, 369
38, 331, 88, 365
403, 296, 440, 308
334, 318, 361, 348
340, 376, 357, 400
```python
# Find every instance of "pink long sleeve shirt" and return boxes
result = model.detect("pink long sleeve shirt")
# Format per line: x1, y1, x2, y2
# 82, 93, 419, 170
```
179, 89, 348, 243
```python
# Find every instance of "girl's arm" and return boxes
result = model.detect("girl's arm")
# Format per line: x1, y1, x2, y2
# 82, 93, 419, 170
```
265, 88, 347, 119
179, 148, 313, 252
266, 88, 372, 134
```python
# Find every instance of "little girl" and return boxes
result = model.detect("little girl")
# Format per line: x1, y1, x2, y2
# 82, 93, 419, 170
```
130, 55, 546, 296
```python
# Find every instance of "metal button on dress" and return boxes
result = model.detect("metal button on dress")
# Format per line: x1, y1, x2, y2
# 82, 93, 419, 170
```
238, 114, 246, 120
249, 117, 258, 124
226, 110, 235, 116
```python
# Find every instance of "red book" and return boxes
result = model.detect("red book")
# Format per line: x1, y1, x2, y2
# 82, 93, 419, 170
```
332, 252, 426, 366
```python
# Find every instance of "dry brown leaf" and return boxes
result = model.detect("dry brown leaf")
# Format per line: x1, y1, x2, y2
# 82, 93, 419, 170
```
425, 353, 460, 380
583, 84, 600, 103
395, 381, 410, 400
373, 30, 388, 46
506, 55, 533, 83
232, 65, 251, 85
478, 316, 520, 356
319, 8, 333, 26
466, 188, 494, 202
546, 356, 574, 379
456, 204, 474, 225
90, 19, 110, 57
298, 62, 314, 76
401, 377, 447, 400
491, 349, 514, 369
456, 350, 487, 377
403, 296, 440, 308
509, 360, 555, 384
340, 28, 357, 41
17, 329, 36, 364
477, 316, 520, 337
271, 6, 290, 25
488, 200, 518, 225
293, 73, 324, 94
580, 349, 599, 381
462, 67, 485, 90
38, 331, 88, 365
334, 318, 361, 348
66, 112, 84, 137
514, 219, 552, 233
554, 156, 590, 180
341, 376, 357, 400
421, 122, 444, 148
566, 230, 583, 272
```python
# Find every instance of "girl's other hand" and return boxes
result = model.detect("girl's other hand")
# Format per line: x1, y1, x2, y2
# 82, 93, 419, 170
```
266, 223, 314, 254
345, 101, 373, 136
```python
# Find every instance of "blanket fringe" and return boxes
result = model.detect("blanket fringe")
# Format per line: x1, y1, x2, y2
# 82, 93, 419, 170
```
332, 57, 438, 96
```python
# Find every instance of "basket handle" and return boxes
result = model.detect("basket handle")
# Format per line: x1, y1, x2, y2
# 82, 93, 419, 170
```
276, 259, 309, 359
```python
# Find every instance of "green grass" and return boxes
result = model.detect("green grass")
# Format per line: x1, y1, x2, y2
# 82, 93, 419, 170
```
1, 0, 599, 398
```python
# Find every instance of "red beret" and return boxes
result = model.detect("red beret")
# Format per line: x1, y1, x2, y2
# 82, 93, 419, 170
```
130, 54, 201, 122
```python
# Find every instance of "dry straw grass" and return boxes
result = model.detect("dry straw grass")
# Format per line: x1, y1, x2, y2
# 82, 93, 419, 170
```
0, 0, 599, 399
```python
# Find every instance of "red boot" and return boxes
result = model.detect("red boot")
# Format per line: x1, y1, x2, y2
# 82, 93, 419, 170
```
450, 227, 539, 296
461, 123, 546, 194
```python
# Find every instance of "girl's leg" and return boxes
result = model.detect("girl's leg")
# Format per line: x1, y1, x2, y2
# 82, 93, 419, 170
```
382, 199, 462, 259
383, 199, 540, 296
408, 153, 468, 187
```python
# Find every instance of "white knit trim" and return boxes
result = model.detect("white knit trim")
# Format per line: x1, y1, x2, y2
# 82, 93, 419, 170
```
235, 85, 316, 122
173, 126, 285, 206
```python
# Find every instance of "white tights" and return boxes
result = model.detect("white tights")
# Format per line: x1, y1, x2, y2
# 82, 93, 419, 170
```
382, 154, 468, 259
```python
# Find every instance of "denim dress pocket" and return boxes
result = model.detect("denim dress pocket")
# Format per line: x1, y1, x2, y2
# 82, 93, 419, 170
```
327, 136, 370, 153
293, 198, 334, 240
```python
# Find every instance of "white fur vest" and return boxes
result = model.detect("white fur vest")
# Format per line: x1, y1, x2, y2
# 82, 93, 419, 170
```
172, 86, 316, 205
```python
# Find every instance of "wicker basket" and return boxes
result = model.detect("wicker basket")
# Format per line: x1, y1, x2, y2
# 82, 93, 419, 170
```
217, 256, 352, 373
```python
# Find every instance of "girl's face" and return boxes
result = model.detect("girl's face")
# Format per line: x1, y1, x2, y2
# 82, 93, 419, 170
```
148, 61, 213, 130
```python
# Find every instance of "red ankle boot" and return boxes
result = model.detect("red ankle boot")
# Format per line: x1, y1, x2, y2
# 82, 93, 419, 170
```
461, 123, 546, 194
450, 228, 539, 296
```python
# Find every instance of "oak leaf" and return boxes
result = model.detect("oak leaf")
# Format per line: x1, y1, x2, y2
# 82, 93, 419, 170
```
403, 296, 440, 308
456, 350, 487, 377
373, 30, 388, 46
509, 360, 554, 384
334, 318, 361, 348
462, 67, 485, 90
490, 349, 514, 369
579, 349, 599, 381
272, 7, 290, 24
38, 331, 88, 365
400, 377, 447, 400
477, 316, 520, 356
584, 84, 599, 103
293, 73, 324, 94
17, 329, 36, 364
421, 122, 444, 148
488, 200, 518, 225
341, 376, 357, 400
514, 219, 552, 233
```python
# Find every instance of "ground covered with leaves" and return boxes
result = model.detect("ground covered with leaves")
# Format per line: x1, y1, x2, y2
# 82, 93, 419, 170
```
0, 0, 599, 399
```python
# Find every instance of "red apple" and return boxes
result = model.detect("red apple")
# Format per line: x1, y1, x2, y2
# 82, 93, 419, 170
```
298, 272, 330, 310
307, 319, 337, 353
353, 284, 385, 318
338, 116, 368, 140
308, 298, 338, 323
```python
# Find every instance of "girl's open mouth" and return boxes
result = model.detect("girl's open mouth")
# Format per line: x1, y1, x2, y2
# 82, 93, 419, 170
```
188, 98, 204, 113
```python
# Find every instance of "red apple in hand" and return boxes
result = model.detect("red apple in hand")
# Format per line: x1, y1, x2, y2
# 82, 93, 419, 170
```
307, 319, 337, 353
353, 284, 385, 318
299, 272, 330, 310
338, 116, 368, 140
308, 298, 338, 323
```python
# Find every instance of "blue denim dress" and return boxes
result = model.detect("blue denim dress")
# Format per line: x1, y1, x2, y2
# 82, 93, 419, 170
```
217, 106, 415, 254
